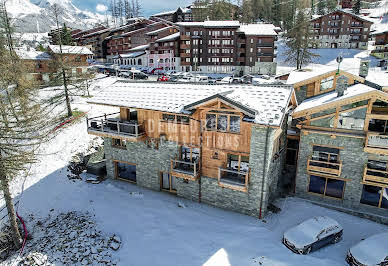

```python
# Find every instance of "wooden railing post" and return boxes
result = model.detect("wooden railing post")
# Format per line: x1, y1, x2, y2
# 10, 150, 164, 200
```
218, 168, 221, 184
101, 119, 104, 132
117, 121, 120, 134
135, 124, 138, 137
194, 163, 196, 177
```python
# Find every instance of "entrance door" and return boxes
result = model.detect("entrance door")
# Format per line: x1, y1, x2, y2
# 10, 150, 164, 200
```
161, 172, 177, 193
116, 162, 136, 183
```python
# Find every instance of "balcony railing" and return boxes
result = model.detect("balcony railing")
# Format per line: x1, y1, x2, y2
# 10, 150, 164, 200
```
180, 53, 190, 57
180, 35, 190, 40
257, 43, 273, 48
87, 113, 145, 139
171, 159, 200, 180
218, 167, 249, 191
365, 133, 388, 154
307, 157, 342, 177
363, 166, 388, 185
258, 53, 273, 57
180, 44, 190, 49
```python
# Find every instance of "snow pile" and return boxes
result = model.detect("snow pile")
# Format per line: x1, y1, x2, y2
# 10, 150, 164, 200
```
6, 211, 121, 265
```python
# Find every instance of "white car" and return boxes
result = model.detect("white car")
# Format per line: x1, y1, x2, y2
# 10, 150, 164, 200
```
346, 233, 388, 266
283, 216, 343, 254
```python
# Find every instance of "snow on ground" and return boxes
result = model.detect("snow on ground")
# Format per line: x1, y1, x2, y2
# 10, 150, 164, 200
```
0, 75, 387, 265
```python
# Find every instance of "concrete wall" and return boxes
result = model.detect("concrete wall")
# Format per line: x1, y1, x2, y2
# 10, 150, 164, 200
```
295, 131, 388, 223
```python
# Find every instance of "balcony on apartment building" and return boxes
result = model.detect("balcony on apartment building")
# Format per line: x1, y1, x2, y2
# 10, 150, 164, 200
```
350, 22, 363, 27
87, 112, 145, 141
180, 35, 190, 40
170, 158, 200, 180
257, 43, 273, 48
307, 154, 342, 177
257, 52, 273, 57
363, 164, 388, 186
218, 167, 249, 191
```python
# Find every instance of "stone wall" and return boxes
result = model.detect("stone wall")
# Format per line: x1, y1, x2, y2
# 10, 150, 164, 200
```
295, 131, 388, 222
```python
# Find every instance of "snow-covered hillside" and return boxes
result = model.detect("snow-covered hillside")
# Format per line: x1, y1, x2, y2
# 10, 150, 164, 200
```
5, 0, 105, 33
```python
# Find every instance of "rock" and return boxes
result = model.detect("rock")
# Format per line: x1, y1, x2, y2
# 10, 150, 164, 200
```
112, 235, 121, 244
110, 241, 120, 251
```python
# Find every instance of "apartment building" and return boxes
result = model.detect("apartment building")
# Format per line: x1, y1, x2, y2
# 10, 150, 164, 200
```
177, 21, 277, 75
15, 49, 53, 83
371, 30, 388, 59
310, 10, 373, 49
86, 82, 294, 218
48, 26, 74, 45
79, 28, 112, 61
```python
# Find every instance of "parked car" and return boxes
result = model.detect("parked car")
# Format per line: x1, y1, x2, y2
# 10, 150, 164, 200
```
149, 67, 163, 75
157, 75, 170, 82
217, 76, 242, 84
283, 216, 343, 255
165, 70, 176, 75
121, 70, 148, 80
104, 67, 116, 76
346, 233, 388, 266
169, 75, 178, 82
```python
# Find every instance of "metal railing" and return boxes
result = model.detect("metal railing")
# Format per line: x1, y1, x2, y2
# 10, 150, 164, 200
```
218, 167, 249, 188
171, 159, 200, 177
86, 112, 145, 138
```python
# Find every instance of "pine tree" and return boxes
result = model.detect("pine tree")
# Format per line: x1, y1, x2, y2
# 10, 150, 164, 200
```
124, 0, 132, 19
284, 10, 319, 69
61, 23, 73, 45
353, 0, 361, 14
0, 2, 56, 250
326, 0, 337, 12
317, 0, 326, 15
241, 0, 253, 23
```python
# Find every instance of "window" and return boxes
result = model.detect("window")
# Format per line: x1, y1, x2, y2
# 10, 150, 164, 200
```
308, 175, 345, 198
360, 185, 388, 209
227, 154, 249, 172
160, 172, 177, 193
312, 145, 340, 163
115, 161, 136, 183
206, 112, 241, 133
112, 138, 126, 148
162, 113, 189, 124
180, 146, 200, 162
320, 76, 334, 91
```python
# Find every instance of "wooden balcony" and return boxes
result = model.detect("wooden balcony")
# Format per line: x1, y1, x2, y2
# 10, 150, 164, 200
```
363, 166, 388, 186
218, 167, 249, 192
180, 53, 190, 57
365, 132, 388, 155
237, 57, 245, 62
257, 43, 273, 48
170, 159, 200, 181
87, 113, 145, 141
180, 44, 190, 49
307, 157, 342, 177
180, 35, 190, 40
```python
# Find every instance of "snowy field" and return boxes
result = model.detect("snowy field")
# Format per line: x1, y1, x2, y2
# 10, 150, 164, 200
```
0, 75, 387, 265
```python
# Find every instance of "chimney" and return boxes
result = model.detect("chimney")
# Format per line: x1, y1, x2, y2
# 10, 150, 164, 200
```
336, 75, 348, 97
359, 60, 370, 78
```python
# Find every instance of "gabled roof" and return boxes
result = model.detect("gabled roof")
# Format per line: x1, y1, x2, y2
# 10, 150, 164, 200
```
15, 49, 51, 60
88, 82, 294, 127
48, 45, 93, 55
178, 21, 241, 28
310, 9, 374, 24
146, 26, 176, 36
292, 84, 388, 118
286, 68, 364, 86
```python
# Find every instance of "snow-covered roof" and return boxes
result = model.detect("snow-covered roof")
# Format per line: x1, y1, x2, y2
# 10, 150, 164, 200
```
293, 84, 377, 114
178, 21, 241, 28
350, 232, 388, 265
83, 28, 112, 38
151, 9, 176, 17
311, 9, 374, 23
15, 49, 51, 60
48, 45, 93, 55
286, 67, 338, 85
283, 216, 342, 250
237, 24, 277, 36
119, 52, 146, 58
155, 32, 180, 43
88, 82, 293, 127
146, 26, 176, 35
128, 44, 149, 52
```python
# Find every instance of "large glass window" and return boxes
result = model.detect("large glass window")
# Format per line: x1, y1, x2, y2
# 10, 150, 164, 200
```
206, 112, 241, 133
312, 145, 340, 163
368, 119, 388, 133
337, 108, 366, 130
230, 116, 241, 133
217, 115, 228, 132
162, 113, 190, 124
116, 162, 136, 183
226, 154, 249, 172
161, 172, 177, 192
206, 114, 216, 130
308, 175, 345, 199
360, 185, 387, 208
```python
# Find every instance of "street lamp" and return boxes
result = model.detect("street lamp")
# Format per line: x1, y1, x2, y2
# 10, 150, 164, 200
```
336, 54, 343, 74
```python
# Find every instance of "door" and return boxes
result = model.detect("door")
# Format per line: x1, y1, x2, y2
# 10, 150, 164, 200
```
160, 172, 177, 193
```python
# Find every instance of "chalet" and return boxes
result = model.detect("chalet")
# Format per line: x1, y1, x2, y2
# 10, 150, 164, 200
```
86, 82, 295, 217
47, 45, 93, 75
292, 76, 388, 223
371, 30, 388, 59
150, 7, 193, 23
15, 49, 53, 83
310, 10, 373, 49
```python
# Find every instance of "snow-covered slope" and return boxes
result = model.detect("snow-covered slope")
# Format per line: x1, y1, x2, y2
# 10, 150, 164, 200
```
5, 0, 105, 33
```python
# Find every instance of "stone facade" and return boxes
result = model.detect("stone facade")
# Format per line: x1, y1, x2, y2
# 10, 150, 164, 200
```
295, 131, 388, 224
103, 121, 287, 218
